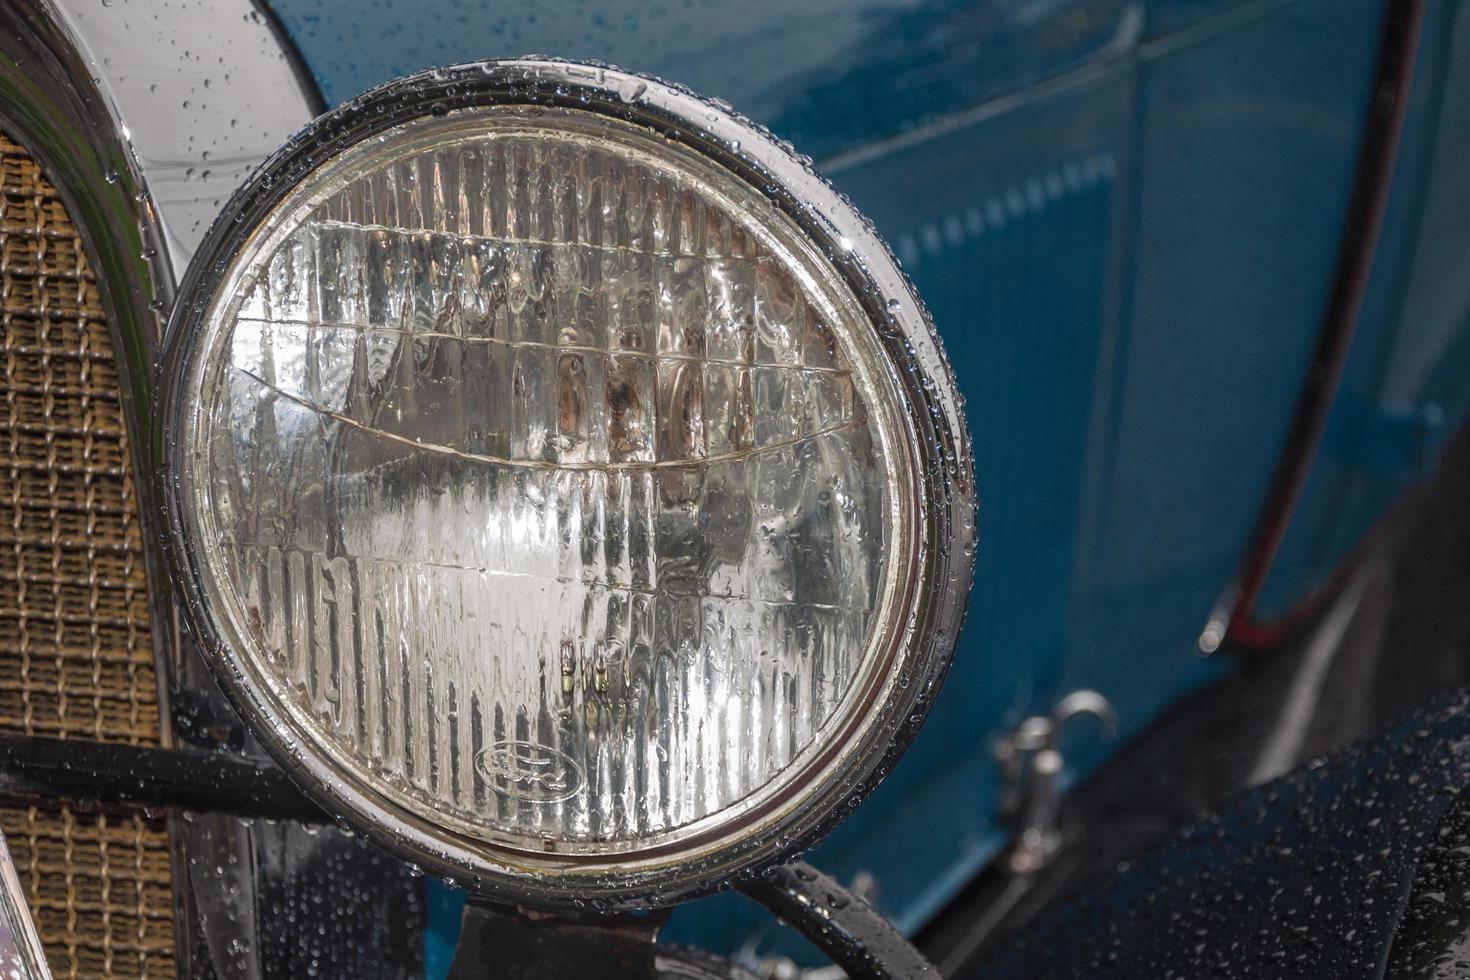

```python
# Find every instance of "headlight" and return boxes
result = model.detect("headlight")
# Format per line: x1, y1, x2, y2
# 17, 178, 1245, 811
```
160, 60, 974, 908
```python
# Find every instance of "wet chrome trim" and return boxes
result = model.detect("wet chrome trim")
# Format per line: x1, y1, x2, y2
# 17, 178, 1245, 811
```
0, 6, 189, 972
1, 3, 318, 976
0, 0, 173, 426
44, 0, 320, 274
156, 59, 979, 911
0, 0, 321, 659
0, 829, 52, 979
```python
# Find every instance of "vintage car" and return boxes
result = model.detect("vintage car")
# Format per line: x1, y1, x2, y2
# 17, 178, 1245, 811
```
3, 0, 1470, 977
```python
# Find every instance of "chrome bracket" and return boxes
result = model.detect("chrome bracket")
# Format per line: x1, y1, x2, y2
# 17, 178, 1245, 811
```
994, 690, 1118, 874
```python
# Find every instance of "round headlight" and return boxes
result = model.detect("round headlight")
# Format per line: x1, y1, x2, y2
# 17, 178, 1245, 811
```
160, 60, 974, 908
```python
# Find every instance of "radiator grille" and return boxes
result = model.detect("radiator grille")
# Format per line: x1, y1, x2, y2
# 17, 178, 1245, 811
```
0, 130, 176, 977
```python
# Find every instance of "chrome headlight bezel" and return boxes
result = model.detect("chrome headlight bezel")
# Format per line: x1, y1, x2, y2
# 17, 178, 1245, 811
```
157, 59, 976, 910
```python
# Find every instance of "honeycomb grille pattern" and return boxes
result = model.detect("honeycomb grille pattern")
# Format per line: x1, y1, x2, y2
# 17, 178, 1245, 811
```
0, 130, 176, 978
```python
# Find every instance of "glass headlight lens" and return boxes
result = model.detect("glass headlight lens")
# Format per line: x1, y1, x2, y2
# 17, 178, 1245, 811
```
163, 62, 973, 906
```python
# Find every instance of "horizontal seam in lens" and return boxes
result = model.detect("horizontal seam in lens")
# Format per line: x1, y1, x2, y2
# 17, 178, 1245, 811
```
211, 541, 871, 613
233, 317, 854, 377
230, 365, 859, 472
312, 216, 762, 262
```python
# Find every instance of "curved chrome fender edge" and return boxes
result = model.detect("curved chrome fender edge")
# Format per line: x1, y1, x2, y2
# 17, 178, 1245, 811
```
43, 0, 320, 275
0, 4, 317, 977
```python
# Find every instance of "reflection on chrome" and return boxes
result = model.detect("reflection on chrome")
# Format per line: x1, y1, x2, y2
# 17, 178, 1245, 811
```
0, 829, 51, 980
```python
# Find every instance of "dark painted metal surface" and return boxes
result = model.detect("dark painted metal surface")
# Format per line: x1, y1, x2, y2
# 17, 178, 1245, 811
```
929, 408, 1470, 975
976, 691, 1470, 978
0, 734, 325, 823
1207, 0, 1426, 652
1258, 0, 1470, 622
247, 822, 427, 978
739, 861, 939, 980
448, 904, 666, 980
1384, 790, 1470, 978
927, 410, 1470, 973
255, 0, 1146, 161
781, 0, 1385, 953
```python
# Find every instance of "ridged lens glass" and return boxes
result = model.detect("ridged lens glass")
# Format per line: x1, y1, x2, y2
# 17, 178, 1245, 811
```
176, 107, 915, 858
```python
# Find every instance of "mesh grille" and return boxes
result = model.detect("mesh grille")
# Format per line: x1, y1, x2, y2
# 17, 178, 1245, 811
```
0, 130, 177, 978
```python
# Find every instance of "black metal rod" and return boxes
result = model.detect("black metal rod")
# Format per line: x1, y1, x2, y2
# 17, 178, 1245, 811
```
739, 860, 941, 980
0, 733, 327, 823
5, 735, 940, 978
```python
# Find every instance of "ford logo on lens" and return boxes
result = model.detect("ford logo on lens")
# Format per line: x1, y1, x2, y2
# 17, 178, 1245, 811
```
475, 740, 585, 804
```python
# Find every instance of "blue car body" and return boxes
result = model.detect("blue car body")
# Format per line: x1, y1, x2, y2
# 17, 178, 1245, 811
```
258, 0, 1470, 968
